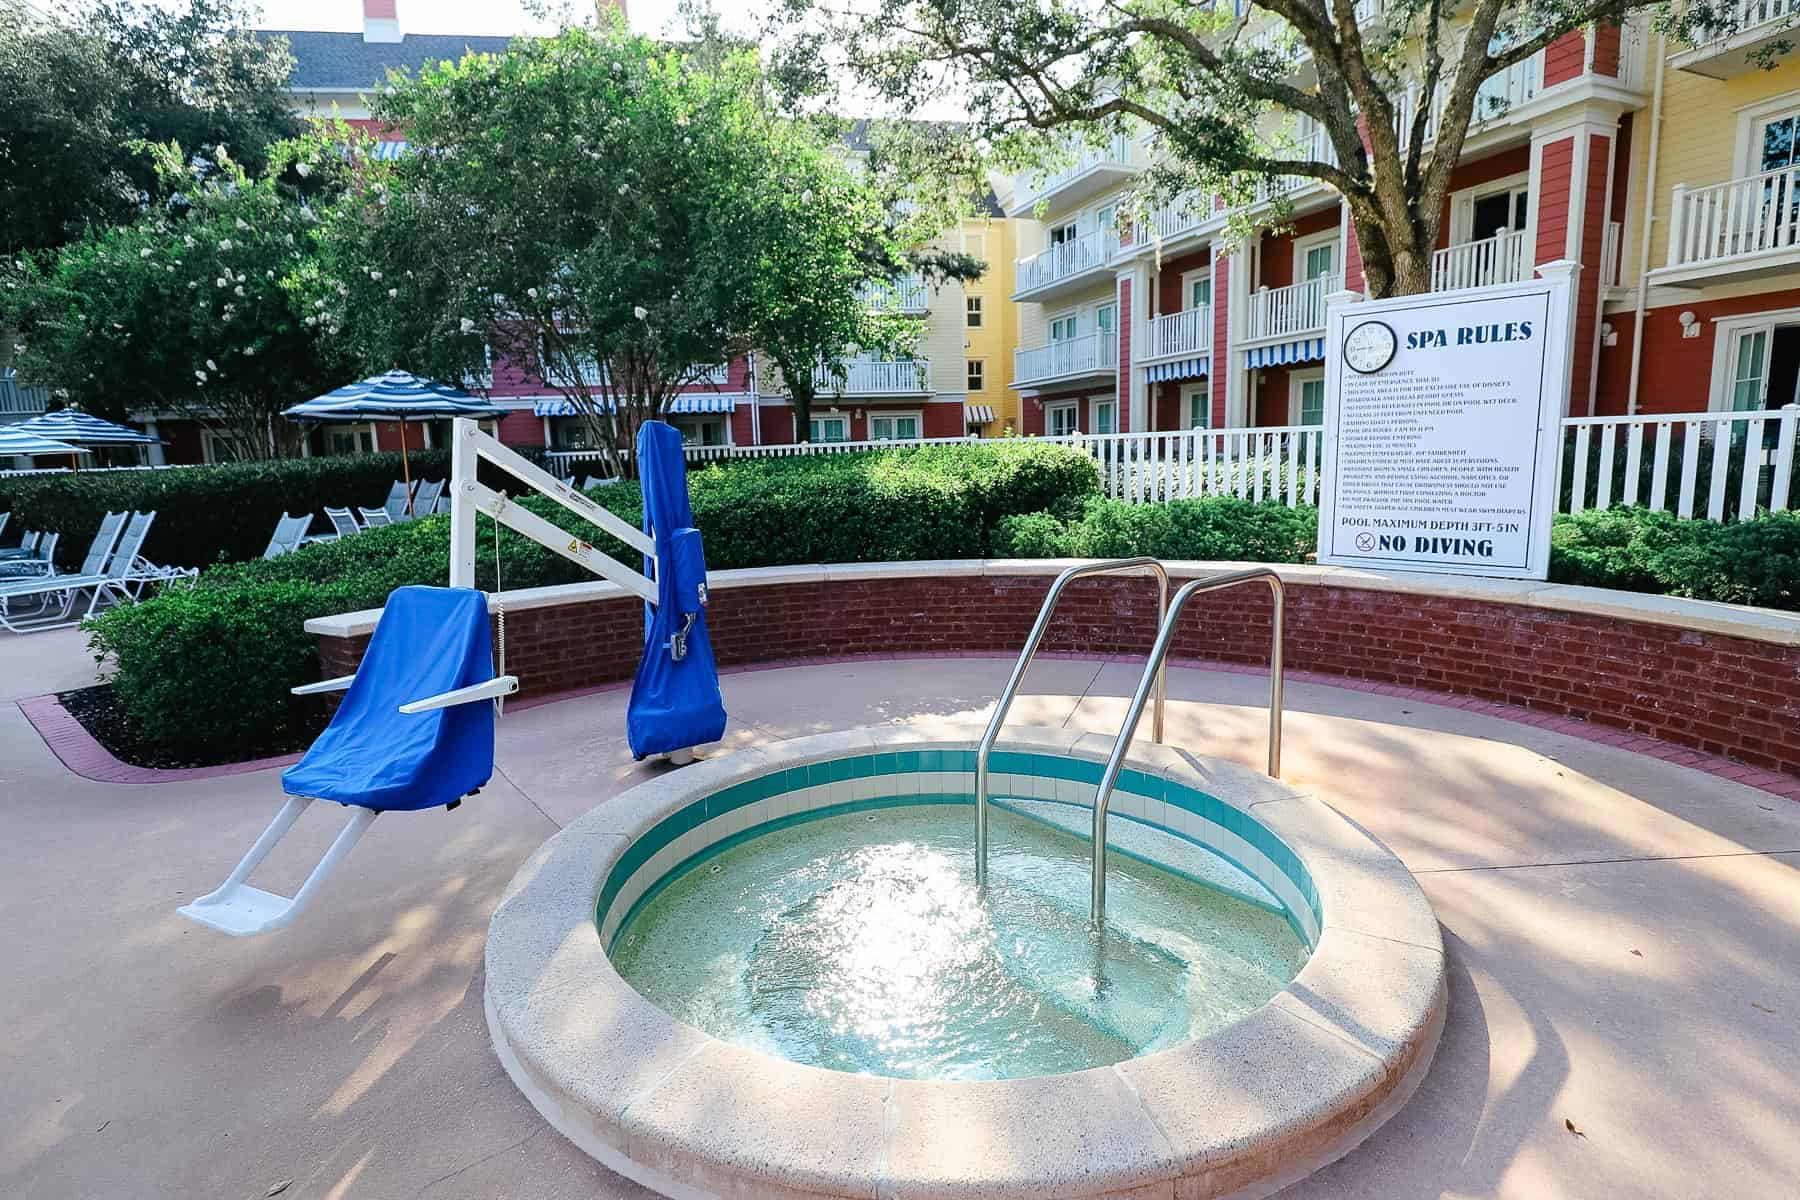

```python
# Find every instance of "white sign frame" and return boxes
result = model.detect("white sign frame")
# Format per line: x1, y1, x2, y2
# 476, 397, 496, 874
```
1316, 265, 1576, 581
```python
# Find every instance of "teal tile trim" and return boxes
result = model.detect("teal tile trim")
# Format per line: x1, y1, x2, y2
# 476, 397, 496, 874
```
597, 750, 1322, 945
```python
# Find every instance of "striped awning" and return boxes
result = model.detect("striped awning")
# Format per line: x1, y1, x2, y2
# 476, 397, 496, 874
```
1244, 338, 1325, 370
966, 404, 995, 424
15, 408, 160, 445
373, 140, 410, 160
1145, 357, 1209, 383
284, 370, 505, 423
533, 395, 739, 417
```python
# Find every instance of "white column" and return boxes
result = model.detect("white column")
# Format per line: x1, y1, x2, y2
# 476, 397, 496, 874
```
1225, 237, 1253, 427
143, 419, 167, 466
448, 419, 479, 588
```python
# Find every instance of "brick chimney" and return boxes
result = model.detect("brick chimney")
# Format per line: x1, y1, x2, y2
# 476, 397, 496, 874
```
363, 0, 400, 43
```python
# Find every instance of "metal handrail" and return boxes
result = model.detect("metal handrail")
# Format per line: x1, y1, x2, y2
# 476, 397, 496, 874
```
1089, 567, 1286, 925
975, 558, 1170, 887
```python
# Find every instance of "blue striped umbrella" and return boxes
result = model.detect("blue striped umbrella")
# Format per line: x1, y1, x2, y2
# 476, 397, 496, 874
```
285, 370, 506, 513
14, 408, 160, 446
0, 424, 85, 458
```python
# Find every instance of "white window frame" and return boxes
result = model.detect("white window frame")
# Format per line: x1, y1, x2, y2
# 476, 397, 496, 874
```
1292, 230, 1340, 283
1092, 300, 1118, 341
1049, 309, 1081, 341
671, 414, 728, 447
1708, 305, 1800, 411
967, 358, 986, 392
966, 295, 984, 328
1288, 368, 1326, 425
1181, 268, 1212, 311
1733, 90, 1800, 179
1449, 170, 1532, 245
1045, 399, 1079, 436
869, 410, 924, 441
807, 412, 850, 443
1093, 397, 1118, 434
1186, 386, 1212, 429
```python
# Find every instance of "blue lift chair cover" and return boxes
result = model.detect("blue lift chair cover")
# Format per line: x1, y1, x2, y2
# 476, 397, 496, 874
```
626, 421, 727, 758
282, 585, 498, 811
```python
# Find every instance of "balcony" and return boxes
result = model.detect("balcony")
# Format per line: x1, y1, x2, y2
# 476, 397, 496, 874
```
1244, 273, 1343, 346
1012, 332, 1118, 389
858, 273, 928, 314
813, 355, 931, 396
1673, 0, 1800, 77
1119, 196, 1216, 253
1429, 229, 1530, 292
1007, 133, 1139, 216
1013, 229, 1116, 301
1142, 307, 1213, 362
1658, 167, 1800, 285
1389, 50, 1545, 149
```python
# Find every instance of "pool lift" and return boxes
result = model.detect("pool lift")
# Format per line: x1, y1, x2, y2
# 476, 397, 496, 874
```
177, 419, 726, 936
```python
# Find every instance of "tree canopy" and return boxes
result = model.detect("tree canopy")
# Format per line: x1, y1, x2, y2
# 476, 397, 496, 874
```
0, 0, 298, 257
3, 136, 350, 460
313, 23, 930, 470
769, 0, 1773, 297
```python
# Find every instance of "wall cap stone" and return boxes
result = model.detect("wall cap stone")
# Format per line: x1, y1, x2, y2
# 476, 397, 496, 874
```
303, 558, 1800, 647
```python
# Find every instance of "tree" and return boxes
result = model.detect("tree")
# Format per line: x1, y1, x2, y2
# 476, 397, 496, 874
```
769, 0, 1761, 298
3, 137, 349, 460
314, 23, 935, 472
0, 0, 298, 257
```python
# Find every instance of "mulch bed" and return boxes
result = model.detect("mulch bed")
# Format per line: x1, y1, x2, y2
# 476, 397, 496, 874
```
56, 684, 320, 770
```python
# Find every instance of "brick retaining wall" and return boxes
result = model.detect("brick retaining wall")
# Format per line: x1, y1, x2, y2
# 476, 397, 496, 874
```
314, 569, 1800, 775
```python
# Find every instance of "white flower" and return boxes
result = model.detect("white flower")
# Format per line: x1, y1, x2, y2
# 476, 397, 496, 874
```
216, 277, 227, 288
304, 315, 317, 326
194, 370, 207, 384
206, 359, 217, 371
387, 287, 398, 298
236, 273, 246, 283
139, 247, 153, 259
187, 281, 197, 289
182, 235, 195, 248
369, 270, 383, 281
459, 317, 476, 334
802, 189, 814, 205
526, 287, 538, 300
235, 218, 249, 231
634, 305, 648, 320
234, 285, 245, 296
611, 60, 622, 73
296, 161, 313, 178
243, 345, 256, 356
315, 299, 326, 310
212, 144, 229, 163
218, 239, 233, 251
283, 233, 294, 245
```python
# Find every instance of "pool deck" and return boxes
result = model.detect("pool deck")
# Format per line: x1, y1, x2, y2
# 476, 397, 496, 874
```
2, 628, 1798, 1198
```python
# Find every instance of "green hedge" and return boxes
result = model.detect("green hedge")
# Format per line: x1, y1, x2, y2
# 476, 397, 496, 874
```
1548, 506, 1800, 609
86, 442, 1100, 753
0, 451, 451, 571
995, 496, 1320, 563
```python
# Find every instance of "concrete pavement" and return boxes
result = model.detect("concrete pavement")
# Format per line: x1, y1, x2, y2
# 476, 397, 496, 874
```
2, 653, 1796, 1198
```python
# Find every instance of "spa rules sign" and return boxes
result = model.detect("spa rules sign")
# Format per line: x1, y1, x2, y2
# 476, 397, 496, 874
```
1317, 268, 1576, 580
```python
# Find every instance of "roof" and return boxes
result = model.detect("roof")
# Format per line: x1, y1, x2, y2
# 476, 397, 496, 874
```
260, 29, 517, 92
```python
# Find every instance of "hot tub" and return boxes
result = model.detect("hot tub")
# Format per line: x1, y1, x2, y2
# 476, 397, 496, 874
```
485, 723, 1446, 1199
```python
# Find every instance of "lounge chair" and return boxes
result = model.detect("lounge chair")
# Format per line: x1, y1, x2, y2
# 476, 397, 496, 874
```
177, 586, 518, 935
0, 531, 55, 577
122, 513, 196, 598
358, 506, 393, 529
412, 479, 445, 515
309, 506, 363, 543
0, 510, 144, 632
0, 512, 8, 541
383, 479, 416, 523
262, 512, 314, 560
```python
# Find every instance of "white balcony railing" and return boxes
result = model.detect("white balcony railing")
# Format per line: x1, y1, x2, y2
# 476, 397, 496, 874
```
1430, 229, 1530, 292
1691, 0, 1800, 47
1119, 195, 1216, 252
1390, 50, 1545, 150
858, 273, 928, 314
813, 355, 931, 395
1014, 229, 1112, 295
1667, 166, 1800, 270
1013, 332, 1118, 386
1245, 273, 1342, 344
0, 371, 50, 416
1145, 307, 1213, 361
1010, 133, 1137, 212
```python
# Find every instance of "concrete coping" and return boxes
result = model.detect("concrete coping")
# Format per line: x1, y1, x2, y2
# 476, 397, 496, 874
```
304, 557, 1800, 647
483, 722, 1448, 1200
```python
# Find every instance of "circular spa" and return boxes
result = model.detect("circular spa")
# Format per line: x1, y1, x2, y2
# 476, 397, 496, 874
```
485, 726, 1448, 1200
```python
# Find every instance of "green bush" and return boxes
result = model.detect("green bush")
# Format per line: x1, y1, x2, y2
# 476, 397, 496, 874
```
86, 442, 1099, 752
0, 451, 450, 571
994, 496, 1319, 564
1549, 506, 1800, 609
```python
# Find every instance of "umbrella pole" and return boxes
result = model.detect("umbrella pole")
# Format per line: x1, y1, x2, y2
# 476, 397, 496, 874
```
401, 427, 414, 516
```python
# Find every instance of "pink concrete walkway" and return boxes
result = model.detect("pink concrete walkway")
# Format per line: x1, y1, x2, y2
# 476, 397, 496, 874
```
1, 655, 1796, 1199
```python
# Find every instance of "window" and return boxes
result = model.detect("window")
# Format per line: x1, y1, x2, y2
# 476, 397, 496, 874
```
1094, 399, 1117, 435
1470, 184, 1529, 241
1187, 388, 1212, 429
549, 417, 593, 450
966, 296, 984, 328
1185, 272, 1213, 310
808, 414, 849, 443
1049, 220, 1079, 246
1094, 203, 1117, 245
1094, 302, 1117, 341
1296, 233, 1338, 282
1290, 370, 1326, 426
1046, 401, 1079, 436
673, 416, 726, 447
324, 427, 376, 457
967, 359, 986, 391
870, 413, 921, 440
1050, 313, 1080, 342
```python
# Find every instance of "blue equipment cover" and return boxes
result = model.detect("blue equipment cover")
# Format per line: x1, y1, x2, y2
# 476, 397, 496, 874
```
283, 586, 497, 812
627, 421, 727, 758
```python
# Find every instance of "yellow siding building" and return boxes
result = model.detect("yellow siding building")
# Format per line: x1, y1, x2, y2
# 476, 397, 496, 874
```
960, 208, 1023, 436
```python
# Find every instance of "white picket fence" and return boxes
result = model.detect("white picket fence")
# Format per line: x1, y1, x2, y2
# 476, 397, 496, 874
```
542, 408, 1800, 524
